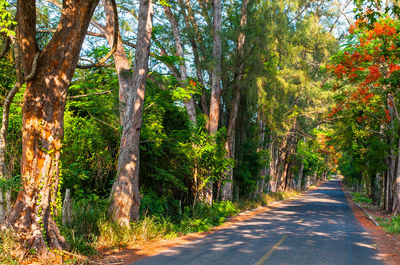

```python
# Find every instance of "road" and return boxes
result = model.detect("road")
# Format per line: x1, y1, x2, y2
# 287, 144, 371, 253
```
132, 180, 383, 265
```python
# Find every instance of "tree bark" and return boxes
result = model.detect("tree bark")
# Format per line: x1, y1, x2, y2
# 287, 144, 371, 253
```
221, 0, 249, 201
392, 127, 400, 214
61, 188, 71, 226
4, 0, 99, 257
201, 0, 222, 204
253, 120, 265, 198
108, 0, 153, 225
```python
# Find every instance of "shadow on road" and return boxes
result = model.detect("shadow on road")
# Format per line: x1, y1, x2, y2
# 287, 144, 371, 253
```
131, 180, 383, 265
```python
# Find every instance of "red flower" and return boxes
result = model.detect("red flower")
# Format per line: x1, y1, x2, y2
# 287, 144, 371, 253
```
385, 109, 391, 123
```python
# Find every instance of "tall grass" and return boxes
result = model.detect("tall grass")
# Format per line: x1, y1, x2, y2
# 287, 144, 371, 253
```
351, 192, 373, 204
61, 198, 108, 256
379, 215, 400, 234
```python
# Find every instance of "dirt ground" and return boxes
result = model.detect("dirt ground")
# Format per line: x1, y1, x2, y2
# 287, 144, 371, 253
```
342, 185, 400, 265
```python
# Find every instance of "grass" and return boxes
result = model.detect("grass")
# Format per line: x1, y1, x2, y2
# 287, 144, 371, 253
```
62, 189, 301, 255
236, 190, 300, 212
0, 230, 21, 265
376, 215, 400, 234
351, 192, 373, 204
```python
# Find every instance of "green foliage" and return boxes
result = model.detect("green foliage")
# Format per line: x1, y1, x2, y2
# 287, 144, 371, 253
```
0, 175, 20, 192
351, 192, 373, 204
62, 67, 119, 197
62, 197, 108, 255
379, 215, 400, 234
177, 201, 238, 233
0, 0, 16, 36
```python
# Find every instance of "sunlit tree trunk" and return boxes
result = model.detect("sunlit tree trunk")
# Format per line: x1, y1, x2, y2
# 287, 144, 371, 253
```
253, 118, 265, 198
108, 0, 153, 225
4, 0, 99, 257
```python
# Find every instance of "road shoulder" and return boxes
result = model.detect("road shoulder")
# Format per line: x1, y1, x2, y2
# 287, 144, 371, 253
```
342, 183, 400, 265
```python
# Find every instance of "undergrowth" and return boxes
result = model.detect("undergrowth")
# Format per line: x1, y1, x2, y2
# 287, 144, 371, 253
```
377, 215, 400, 234
351, 192, 373, 204
237, 190, 300, 211
0, 231, 21, 265
0, 189, 301, 264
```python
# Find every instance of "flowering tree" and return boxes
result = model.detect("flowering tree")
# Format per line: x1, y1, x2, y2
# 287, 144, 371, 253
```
327, 17, 400, 124
327, 15, 400, 212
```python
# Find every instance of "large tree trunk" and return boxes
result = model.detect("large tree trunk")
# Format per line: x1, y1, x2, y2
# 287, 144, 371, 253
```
221, 0, 249, 201
108, 0, 153, 225
4, 0, 99, 257
252, 117, 265, 198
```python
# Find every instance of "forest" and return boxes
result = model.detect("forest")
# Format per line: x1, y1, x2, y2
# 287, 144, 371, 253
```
0, 0, 399, 263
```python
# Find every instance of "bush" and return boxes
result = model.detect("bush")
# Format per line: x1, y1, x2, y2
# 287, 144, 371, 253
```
176, 201, 239, 233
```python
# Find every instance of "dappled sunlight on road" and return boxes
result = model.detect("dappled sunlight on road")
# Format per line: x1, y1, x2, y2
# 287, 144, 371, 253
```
132, 180, 383, 265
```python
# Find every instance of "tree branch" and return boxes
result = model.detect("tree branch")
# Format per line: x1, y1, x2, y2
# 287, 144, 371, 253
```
24, 52, 40, 81
0, 38, 10, 61
87, 111, 118, 131
77, 0, 119, 69
67, 90, 112, 99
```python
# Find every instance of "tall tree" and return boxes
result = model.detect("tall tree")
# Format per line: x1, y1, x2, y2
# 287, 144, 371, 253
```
221, 0, 249, 201
4, 0, 99, 257
203, 0, 222, 204
108, 0, 154, 225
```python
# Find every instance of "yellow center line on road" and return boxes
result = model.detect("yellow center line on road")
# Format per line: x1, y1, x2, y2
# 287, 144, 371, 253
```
254, 235, 289, 265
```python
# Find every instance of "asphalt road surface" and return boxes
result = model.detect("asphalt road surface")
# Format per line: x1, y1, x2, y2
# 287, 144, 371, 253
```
132, 180, 384, 265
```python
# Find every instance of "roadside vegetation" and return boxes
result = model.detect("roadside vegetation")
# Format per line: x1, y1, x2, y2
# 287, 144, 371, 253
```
1, 0, 400, 264
0, 190, 301, 264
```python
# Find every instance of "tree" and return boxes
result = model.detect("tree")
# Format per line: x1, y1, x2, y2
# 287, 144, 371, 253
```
326, 15, 400, 213
221, 0, 249, 201
203, 0, 222, 204
3, 0, 99, 257
108, 0, 154, 225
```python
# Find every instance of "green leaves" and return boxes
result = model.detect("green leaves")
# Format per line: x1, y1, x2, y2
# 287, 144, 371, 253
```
0, 0, 16, 37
